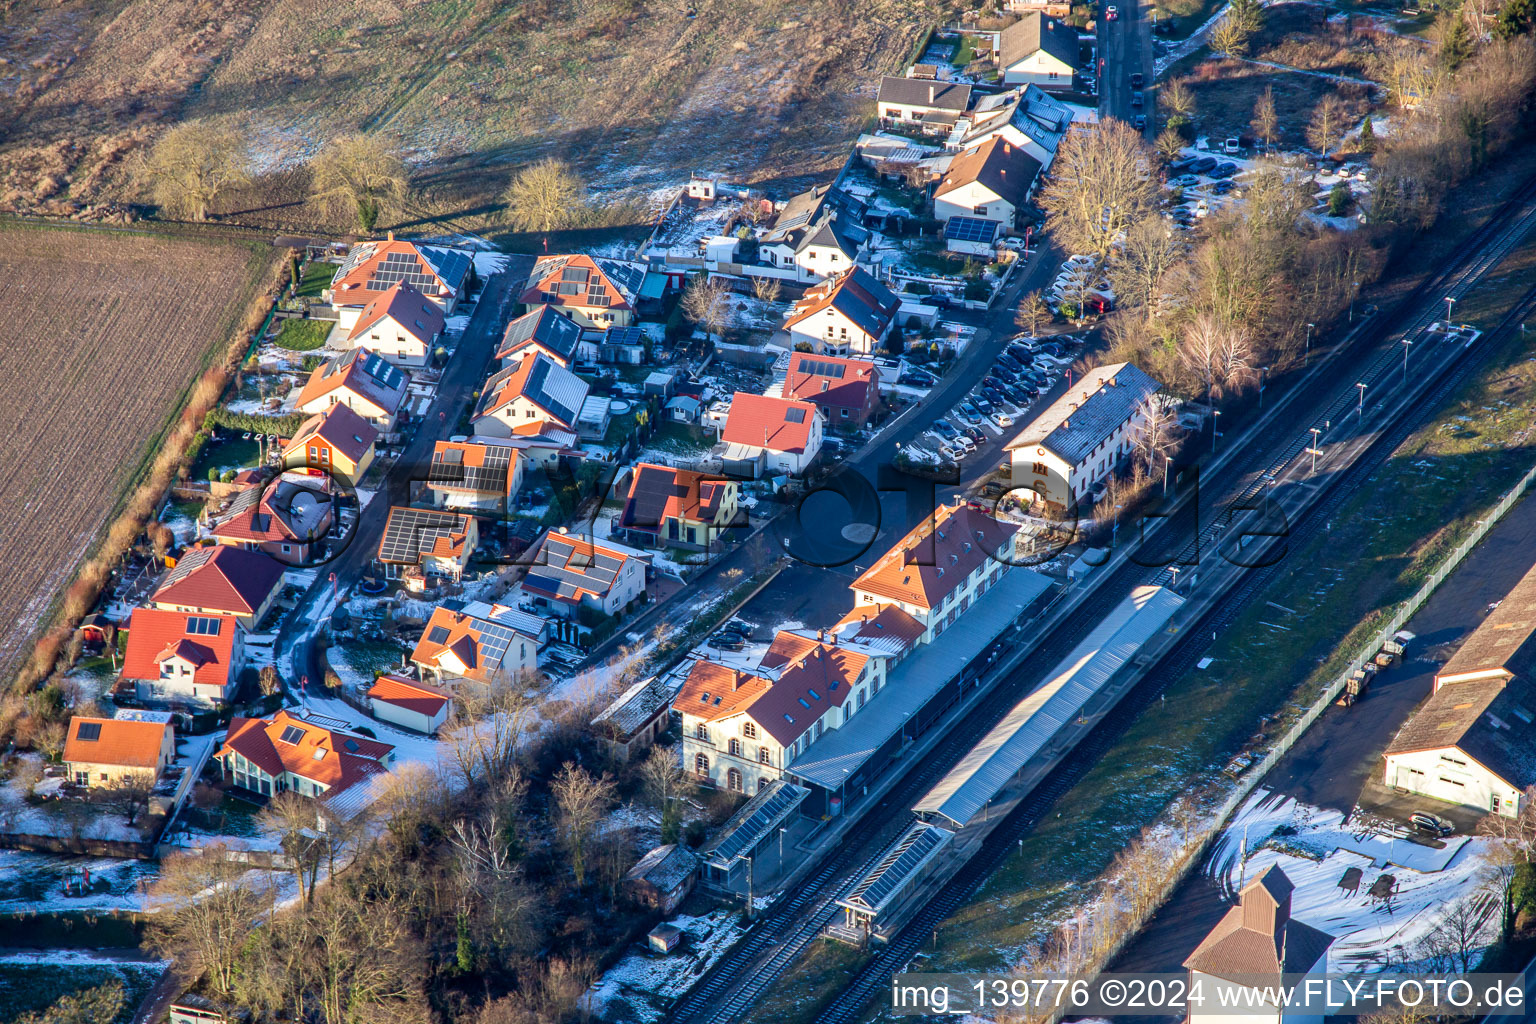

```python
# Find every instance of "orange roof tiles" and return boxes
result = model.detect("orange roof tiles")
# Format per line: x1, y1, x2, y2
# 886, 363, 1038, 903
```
850, 504, 1019, 611
620, 463, 735, 537
721, 393, 820, 453
367, 674, 452, 718
217, 710, 393, 793
64, 715, 171, 769
121, 608, 240, 693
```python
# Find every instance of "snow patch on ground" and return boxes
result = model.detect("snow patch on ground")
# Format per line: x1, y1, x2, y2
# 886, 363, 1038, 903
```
588, 908, 750, 1023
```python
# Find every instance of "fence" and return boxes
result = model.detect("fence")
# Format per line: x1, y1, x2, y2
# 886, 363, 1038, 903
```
1050, 452, 1536, 1020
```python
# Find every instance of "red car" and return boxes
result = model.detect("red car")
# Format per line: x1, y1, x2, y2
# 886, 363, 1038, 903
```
1106, 5, 1119, 19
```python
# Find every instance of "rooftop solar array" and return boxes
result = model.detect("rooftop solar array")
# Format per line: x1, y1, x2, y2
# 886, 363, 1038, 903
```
839, 821, 952, 914
186, 616, 223, 636
703, 779, 810, 868
429, 444, 512, 494
594, 258, 646, 302
522, 534, 626, 603
279, 725, 306, 745
524, 358, 583, 426
378, 507, 470, 564
793, 356, 848, 380
501, 307, 582, 361
76, 722, 102, 741
369, 250, 445, 295
944, 216, 1000, 243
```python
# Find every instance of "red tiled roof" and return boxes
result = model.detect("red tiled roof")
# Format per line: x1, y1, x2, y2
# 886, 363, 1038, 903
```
284, 400, 380, 466
346, 280, 445, 346
721, 393, 820, 453
518, 254, 638, 311
330, 239, 467, 307
207, 474, 334, 548
833, 603, 928, 648
64, 716, 171, 769
217, 709, 393, 793
410, 603, 541, 683
850, 504, 1019, 611
934, 136, 1041, 209
293, 348, 407, 417
782, 353, 881, 413
367, 674, 452, 718
152, 546, 284, 618
121, 608, 240, 692
619, 463, 735, 537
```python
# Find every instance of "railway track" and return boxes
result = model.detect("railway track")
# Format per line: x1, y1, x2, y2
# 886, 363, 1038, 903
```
811, 265, 1536, 1024
664, 173, 1536, 1024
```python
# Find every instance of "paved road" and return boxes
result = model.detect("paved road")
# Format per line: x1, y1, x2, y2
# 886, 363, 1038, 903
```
1100, 0, 1155, 131
1106, 487, 1536, 1019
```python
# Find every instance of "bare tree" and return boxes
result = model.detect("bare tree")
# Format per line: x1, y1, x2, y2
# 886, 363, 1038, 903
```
751, 275, 782, 305
15, 979, 126, 1024
141, 122, 251, 222
1163, 79, 1196, 118
147, 845, 273, 999
1307, 94, 1348, 157
1417, 893, 1494, 972
1179, 312, 1252, 404
551, 762, 615, 888
639, 745, 686, 843
503, 158, 585, 233
1251, 86, 1280, 150
1107, 216, 1183, 318
1242, 162, 1313, 235
1478, 788, 1536, 859
1155, 126, 1185, 162
680, 274, 731, 342
305, 885, 427, 1024
258, 664, 282, 697
1015, 291, 1051, 336
100, 773, 155, 827
35, 720, 66, 762
310, 134, 410, 233
1130, 397, 1182, 480
446, 673, 536, 788
260, 790, 324, 906
1037, 120, 1159, 262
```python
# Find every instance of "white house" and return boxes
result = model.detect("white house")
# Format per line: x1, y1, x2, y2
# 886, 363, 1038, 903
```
1382, 561, 1536, 817
1184, 867, 1334, 1024
719, 393, 824, 478
342, 280, 445, 368
875, 73, 973, 132
328, 236, 472, 329
951, 85, 1076, 171
758, 184, 868, 284
120, 608, 245, 706
293, 347, 409, 431
998, 13, 1080, 91
216, 710, 395, 802
411, 601, 546, 685
783, 267, 901, 356
1005, 362, 1161, 512
473, 351, 590, 437
367, 675, 452, 735
521, 530, 647, 621
932, 136, 1042, 229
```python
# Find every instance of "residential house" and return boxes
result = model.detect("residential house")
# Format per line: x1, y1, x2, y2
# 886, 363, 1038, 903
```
1383, 558, 1536, 817
216, 709, 395, 801
341, 280, 445, 368
472, 351, 590, 437
495, 304, 584, 368
293, 347, 409, 432
519, 254, 646, 329
932, 136, 1042, 228
783, 267, 901, 357
1005, 362, 1161, 512
849, 502, 1021, 644
875, 74, 974, 134
327, 236, 472, 329
411, 600, 546, 685
280, 403, 378, 486
425, 440, 525, 512
779, 351, 883, 429
759, 184, 868, 284
522, 529, 647, 621
206, 471, 335, 565
719, 393, 824, 478
377, 506, 479, 580
676, 629, 889, 794
998, 12, 1080, 90
121, 607, 244, 706
150, 545, 284, 630
64, 711, 176, 789
623, 844, 700, 913
617, 463, 741, 552
366, 674, 453, 735
1184, 866, 1334, 1024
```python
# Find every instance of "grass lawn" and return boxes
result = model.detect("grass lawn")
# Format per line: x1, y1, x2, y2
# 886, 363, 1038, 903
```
646, 421, 716, 458
296, 261, 338, 298
742, 940, 872, 1024
190, 435, 260, 481
1177, 59, 1376, 149
1154, 0, 1226, 39
953, 33, 986, 66
273, 317, 333, 351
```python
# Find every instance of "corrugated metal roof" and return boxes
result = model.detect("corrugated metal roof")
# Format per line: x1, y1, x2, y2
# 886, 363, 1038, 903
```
837, 821, 952, 915
913, 585, 1183, 830
787, 568, 1054, 790
701, 779, 809, 868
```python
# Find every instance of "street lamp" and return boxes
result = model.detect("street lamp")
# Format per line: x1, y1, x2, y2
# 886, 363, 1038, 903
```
1445, 296, 1456, 325
1305, 322, 1315, 361
1402, 336, 1412, 377
1111, 503, 1125, 548
779, 826, 787, 866
1309, 426, 1323, 474
1211, 409, 1221, 453
1258, 366, 1269, 408
1356, 381, 1367, 416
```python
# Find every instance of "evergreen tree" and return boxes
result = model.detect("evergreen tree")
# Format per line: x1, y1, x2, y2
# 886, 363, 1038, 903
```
1358, 116, 1376, 152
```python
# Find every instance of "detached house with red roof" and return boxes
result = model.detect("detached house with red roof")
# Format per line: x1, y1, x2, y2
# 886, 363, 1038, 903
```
522, 529, 646, 621
425, 440, 525, 512
327, 235, 472, 329
519, 254, 646, 329
293, 347, 410, 432
849, 503, 1020, 644
496, 305, 584, 368
65, 710, 176, 789
783, 267, 901, 357
120, 607, 244, 706
377, 507, 479, 581
216, 709, 395, 802
151, 545, 284, 630
411, 600, 546, 685
777, 352, 882, 430
367, 675, 453, 735
281, 403, 378, 486
719, 393, 824, 478
617, 463, 742, 552
472, 351, 590, 437
343, 279, 445, 368
207, 471, 335, 565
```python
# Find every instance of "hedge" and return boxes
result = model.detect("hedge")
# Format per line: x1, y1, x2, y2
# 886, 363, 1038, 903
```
204, 407, 308, 436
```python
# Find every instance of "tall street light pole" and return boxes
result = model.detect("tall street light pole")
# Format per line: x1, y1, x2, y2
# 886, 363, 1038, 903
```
1309, 427, 1323, 473
1211, 409, 1221, 453
1402, 336, 1412, 377
1445, 296, 1456, 326
1356, 381, 1367, 416
1305, 322, 1315, 362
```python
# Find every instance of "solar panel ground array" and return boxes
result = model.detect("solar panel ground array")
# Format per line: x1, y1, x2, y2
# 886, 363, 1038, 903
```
0, 223, 278, 686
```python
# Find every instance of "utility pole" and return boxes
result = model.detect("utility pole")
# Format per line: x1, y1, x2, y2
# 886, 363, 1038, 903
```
1356, 381, 1367, 416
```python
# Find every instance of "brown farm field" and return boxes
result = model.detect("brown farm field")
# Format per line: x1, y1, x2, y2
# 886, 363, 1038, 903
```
0, 222, 276, 684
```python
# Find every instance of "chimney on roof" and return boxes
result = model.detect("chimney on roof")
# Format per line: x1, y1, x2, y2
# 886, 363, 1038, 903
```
929, 84, 936, 103
387, 231, 395, 241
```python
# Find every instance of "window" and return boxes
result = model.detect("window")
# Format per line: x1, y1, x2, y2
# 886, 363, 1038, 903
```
696, 723, 709, 740
694, 753, 710, 775
728, 738, 742, 757
973, 205, 989, 215
743, 722, 757, 739
727, 768, 743, 792
1033, 461, 1048, 475
888, 108, 903, 119
758, 747, 770, 764
309, 446, 319, 459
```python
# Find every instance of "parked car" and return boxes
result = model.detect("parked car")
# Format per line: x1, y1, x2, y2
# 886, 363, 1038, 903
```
1224, 137, 1241, 154
1130, 89, 1144, 107
1106, 4, 1119, 18
974, 397, 994, 415
1213, 161, 1239, 178
990, 411, 1015, 429
1064, 254, 1097, 269
706, 633, 745, 651
964, 425, 986, 443
958, 405, 982, 424
940, 444, 962, 460
1130, 72, 1144, 89
1169, 156, 1198, 173
1133, 115, 1147, 131
934, 418, 956, 433
1211, 179, 1236, 196
1189, 156, 1218, 174
899, 373, 935, 387
1409, 812, 1454, 837
1168, 174, 1200, 189
997, 354, 1026, 373
1007, 343, 1037, 360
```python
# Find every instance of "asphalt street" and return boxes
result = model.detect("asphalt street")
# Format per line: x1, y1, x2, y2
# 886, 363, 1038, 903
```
1104, 488, 1536, 1019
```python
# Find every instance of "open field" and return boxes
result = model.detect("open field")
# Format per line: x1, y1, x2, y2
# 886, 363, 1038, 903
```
0, 222, 276, 685
1175, 57, 1377, 148
0, 0, 936, 230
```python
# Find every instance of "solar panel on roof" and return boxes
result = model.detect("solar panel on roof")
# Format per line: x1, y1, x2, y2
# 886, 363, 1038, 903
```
186, 615, 222, 636
705, 781, 809, 866
561, 267, 590, 283
796, 357, 847, 379
427, 625, 451, 644
785, 407, 806, 423
379, 507, 469, 564
76, 722, 101, 741
279, 725, 306, 745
